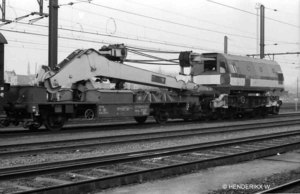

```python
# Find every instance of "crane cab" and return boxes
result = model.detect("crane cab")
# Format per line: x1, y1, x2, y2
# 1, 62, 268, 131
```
189, 53, 284, 94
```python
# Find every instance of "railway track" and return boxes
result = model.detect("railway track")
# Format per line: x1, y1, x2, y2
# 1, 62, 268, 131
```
256, 179, 300, 193
1, 112, 299, 138
1, 130, 300, 193
1, 118, 300, 158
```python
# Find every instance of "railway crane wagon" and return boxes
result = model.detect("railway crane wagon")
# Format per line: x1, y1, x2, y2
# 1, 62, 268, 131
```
0, 42, 284, 131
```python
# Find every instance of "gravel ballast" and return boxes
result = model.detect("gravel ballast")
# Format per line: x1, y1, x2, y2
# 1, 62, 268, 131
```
0, 124, 299, 168
209, 167, 300, 194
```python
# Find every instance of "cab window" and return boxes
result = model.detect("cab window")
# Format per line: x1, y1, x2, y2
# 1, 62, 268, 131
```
229, 64, 236, 73
220, 60, 227, 73
204, 60, 217, 71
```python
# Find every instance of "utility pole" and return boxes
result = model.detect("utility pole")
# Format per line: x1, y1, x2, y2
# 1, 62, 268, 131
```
260, 4, 265, 59
298, 1, 300, 110
48, 0, 59, 70
255, 3, 261, 55
0, 33, 8, 112
297, 77, 299, 111
224, 36, 228, 54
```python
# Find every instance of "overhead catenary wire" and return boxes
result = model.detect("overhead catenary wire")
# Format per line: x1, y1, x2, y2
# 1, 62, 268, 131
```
3, 27, 186, 54
2, 2, 298, 60
2, 12, 232, 53
86, 2, 275, 42
4, 4, 293, 53
3, 0, 299, 77
62, 6, 259, 50
4, 21, 299, 66
82, 2, 298, 45
124, 0, 257, 37
207, 0, 300, 29
2, 22, 231, 54
9, 3, 296, 47
6, 38, 85, 50
264, 6, 299, 17
6, 44, 72, 53
1, 28, 224, 56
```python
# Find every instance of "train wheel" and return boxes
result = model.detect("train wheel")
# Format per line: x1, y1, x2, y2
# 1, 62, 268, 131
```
1, 120, 10, 127
44, 113, 66, 131
134, 116, 148, 124
261, 108, 268, 117
12, 121, 19, 126
254, 108, 262, 118
217, 112, 225, 120
28, 124, 41, 131
244, 112, 252, 118
28, 126, 39, 131
85, 109, 95, 120
228, 112, 236, 120
211, 112, 218, 120
154, 110, 169, 124
198, 116, 204, 121
272, 106, 279, 115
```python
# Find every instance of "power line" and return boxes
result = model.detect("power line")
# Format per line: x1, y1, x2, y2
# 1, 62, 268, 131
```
5, 31, 299, 68
6, 45, 71, 53
6, 38, 85, 50
5, 3, 296, 52
207, 0, 300, 29
2, 28, 230, 54
3, 6, 255, 51
264, 6, 299, 17
13, 5, 225, 49
66, 7, 241, 48
86, 2, 267, 41
7, 22, 235, 54
124, 0, 257, 37
86, 1, 298, 44
10, 2, 294, 46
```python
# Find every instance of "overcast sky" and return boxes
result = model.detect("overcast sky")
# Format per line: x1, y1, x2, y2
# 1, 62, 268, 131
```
1, 0, 299, 89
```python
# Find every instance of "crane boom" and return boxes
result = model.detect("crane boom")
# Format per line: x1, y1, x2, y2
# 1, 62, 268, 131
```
37, 48, 212, 93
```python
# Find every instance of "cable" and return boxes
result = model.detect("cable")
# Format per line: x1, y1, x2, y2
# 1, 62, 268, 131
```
128, 50, 179, 63
6, 38, 85, 50
207, 0, 300, 29
124, 61, 178, 65
87, 2, 298, 45
127, 48, 180, 54
124, 0, 257, 37
8, 5, 293, 49
106, 17, 117, 35
6, 45, 71, 53
65, 6, 256, 49
6, 31, 299, 68
87, 2, 264, 41
7, 22, 234, 54
264, 6, 299, 17
3, 13, 237, 52
1, 28, 223, 55
58, 1, 89, 7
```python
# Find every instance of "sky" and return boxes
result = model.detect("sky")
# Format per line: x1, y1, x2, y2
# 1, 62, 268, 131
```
1, 0, 300, 92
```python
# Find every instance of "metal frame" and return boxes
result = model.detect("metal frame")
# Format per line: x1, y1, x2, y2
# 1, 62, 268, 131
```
36, 0, 43, 15
260, 4, 265, 59
48, 0, 58, 70
246, 52, 300, 61
0, 0, 11, 23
